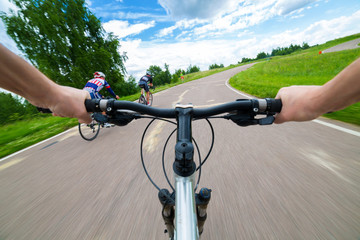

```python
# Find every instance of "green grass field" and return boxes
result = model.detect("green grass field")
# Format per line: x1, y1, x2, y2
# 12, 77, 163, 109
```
1, 33, 359, 159
229, 37, 360, 126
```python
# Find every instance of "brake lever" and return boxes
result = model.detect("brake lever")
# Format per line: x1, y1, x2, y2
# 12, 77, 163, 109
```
226, 112, 275, 126
258, 115, 275, 125
107, 113, 135, 126
227, 113, 258, 126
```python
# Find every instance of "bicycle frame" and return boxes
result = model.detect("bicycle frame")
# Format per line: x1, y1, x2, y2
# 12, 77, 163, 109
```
172, 104, 200, 239
139, 88, 153, 106
174, 173, 199, 239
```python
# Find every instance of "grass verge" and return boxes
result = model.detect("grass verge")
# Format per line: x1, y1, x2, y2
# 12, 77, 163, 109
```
0, 117, 77, 159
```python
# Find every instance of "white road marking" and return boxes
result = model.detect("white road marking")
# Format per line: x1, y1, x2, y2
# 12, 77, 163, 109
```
312, 119, 360, 137
0, 157, 26, 171
144, 89, 190, 152
225, 80, 252, 99
303, 149, 351, 184
144, 121, 167, 153
172, 89, 189, 106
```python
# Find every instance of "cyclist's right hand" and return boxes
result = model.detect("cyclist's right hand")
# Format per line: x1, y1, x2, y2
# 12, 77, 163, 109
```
274, 85, 321, 124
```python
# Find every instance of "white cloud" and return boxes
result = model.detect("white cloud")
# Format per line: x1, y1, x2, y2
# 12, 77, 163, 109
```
122, 37, 259, 80
122, 8, 360, 80
157, 19, 204, 37
272, 0, 316, 15
103, 20, 156, 38
301, 10, 360, 45
85, 0, 92, 7
158, 0, 239, 20
157, 0, 317, 39
0, 0, 16, 12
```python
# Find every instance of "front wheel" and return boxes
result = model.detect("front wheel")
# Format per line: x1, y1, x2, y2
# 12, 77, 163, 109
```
148, 92, 153, 106
139, 94, 147, 105
78, 119, 100, 141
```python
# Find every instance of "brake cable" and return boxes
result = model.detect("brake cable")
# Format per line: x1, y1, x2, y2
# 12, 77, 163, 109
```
139, 116, 215, 196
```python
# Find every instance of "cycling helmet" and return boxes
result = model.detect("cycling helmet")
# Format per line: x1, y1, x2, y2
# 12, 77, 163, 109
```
146, 71, 152, 76
94, 71, 105, 79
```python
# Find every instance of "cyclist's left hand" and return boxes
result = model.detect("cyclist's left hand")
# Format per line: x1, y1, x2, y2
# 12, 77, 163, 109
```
116, 95, 120, 99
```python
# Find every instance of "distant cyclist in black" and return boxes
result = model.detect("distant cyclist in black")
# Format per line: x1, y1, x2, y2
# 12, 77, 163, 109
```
138, 71, 153, 105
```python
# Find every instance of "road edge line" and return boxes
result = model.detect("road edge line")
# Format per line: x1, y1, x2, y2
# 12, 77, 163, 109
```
0, 128, 74, 162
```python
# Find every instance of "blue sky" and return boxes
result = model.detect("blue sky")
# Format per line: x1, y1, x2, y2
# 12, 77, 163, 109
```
1, 0, 360, 81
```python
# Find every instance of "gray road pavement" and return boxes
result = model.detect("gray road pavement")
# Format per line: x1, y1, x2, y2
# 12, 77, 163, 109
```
322, 38, 360, 53
1, 64, 359, 239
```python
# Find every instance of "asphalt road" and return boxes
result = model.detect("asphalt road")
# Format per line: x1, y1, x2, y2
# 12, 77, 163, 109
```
322, 38, 360, 53
1, 64, 359, 239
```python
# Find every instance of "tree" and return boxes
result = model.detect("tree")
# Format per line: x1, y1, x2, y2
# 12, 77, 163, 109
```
186, 64, 200, 74
148, 65, 162, 79
159, 63, 171, 85
116, 75, 139, 96
239, 57, 253, 63
171, 69, 185, 83
302, 42, 310, 49
256, 52, 268, 59
148, 64, 171, 86
0, 0, 127, 90
0, 92, 37, 124
209, 63, 224, 70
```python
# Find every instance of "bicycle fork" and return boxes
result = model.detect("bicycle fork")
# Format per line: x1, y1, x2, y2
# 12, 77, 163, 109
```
158, 186, 212, 239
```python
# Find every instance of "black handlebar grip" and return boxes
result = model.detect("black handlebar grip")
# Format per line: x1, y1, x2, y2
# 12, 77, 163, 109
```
85, 99, 101, 112
265, 98, 282, 112
271, 99, 282, 112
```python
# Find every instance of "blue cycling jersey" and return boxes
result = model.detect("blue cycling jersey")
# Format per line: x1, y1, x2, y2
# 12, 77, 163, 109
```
83, 77, 116, 99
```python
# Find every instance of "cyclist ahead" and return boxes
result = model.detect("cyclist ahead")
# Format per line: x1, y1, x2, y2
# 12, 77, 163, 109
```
83, 71, 119, 127
83, 71, 120, 100
138, 71, 153, 106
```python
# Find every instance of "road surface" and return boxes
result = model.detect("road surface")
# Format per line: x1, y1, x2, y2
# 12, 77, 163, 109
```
322, 38, 360, 53
1, 64, 359, 239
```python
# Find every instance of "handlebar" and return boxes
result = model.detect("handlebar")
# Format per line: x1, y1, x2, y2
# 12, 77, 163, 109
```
37, 98, 282, 126
84, 98, 281, 127
84, 98, 282, 118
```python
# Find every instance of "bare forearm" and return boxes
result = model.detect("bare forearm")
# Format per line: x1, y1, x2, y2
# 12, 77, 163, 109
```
0, 44, 91, 123
316, 57, 360, 114
0, 44, 60, 107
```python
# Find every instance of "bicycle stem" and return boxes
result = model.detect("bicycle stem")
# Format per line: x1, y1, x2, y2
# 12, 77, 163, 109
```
174, 104, 196, 177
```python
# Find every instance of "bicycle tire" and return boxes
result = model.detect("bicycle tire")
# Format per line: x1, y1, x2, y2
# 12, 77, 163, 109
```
148, 92, 153, 106
78, 120, 100, 141
138, 94, 146, 105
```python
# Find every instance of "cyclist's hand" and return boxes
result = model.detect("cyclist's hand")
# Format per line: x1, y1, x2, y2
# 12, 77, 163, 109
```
48, 86, 92, 124
274, 85, 322, 124
116, 95, 120, 100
